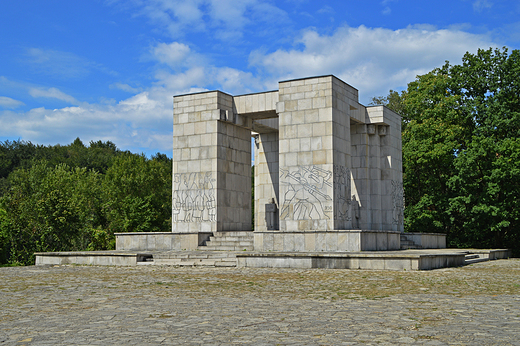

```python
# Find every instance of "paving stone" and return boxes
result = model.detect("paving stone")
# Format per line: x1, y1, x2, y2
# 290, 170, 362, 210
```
0, 259, 519, 345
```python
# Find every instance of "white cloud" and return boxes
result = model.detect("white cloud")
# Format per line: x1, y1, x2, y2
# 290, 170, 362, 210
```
0, 96, 24, 109
0, 90, 172, 154
109, 83, 142, 93
152, 42, 193, 68
250, 25, 499, 102
124, 0, 287, 41
25, 48, 91, 79
29, 87, 79, 105
317, 6, 334, 15
473, 0, 493, 12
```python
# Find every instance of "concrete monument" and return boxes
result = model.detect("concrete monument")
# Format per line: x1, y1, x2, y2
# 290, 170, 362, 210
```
41, 75, 507, 270
171, 75, 405, 252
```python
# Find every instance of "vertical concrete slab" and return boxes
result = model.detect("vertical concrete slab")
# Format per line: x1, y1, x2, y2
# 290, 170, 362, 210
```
173, 91, 251, 233
254, 131, 279, 232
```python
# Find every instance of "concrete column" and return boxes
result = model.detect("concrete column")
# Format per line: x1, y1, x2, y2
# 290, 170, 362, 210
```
254, 132, 279, 232
374, 108, 404, 232
366, 106, 404, 232
367, 124, 382, 230
172, 91, 251, 233
277, 76, 358, 232
217, 121, 252, 231
350, 123, 370, 230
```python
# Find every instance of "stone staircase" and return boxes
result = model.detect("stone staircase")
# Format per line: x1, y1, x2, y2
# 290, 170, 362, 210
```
148, 251, 240, 267
464, 253, 487, 264
198, 231, 254, 251
400, 234, 422, 250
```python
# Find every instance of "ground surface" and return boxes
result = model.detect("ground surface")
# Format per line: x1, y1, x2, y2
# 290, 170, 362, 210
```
1, 259, 519, 345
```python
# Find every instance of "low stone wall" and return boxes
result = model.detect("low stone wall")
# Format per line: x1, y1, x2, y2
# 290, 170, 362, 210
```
253, 230, 401, 252
405, 232, 446, 249
34, 251, 146, 266
115, 232, 212, 251
237, 252, 467, 270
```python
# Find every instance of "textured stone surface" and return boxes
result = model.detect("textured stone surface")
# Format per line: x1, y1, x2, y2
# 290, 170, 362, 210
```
2, 260, 519, 345
172, 76, 404, 242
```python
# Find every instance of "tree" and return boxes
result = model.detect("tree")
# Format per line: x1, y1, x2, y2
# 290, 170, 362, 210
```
379, 47, 520, 255
0, 207, 9, 264
102, 154, 172, 233
446, 48, 520, 250
0, 162, 103, 265
368, 89, 405, 115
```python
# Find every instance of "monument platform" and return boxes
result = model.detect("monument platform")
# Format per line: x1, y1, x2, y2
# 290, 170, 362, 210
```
35, 248, 510, 271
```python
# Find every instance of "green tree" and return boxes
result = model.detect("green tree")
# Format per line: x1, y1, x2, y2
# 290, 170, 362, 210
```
379, 47, 520, 255
0, 162, 103, 265
446, 48, 520, 250
0, 207, 10, 264
368, 89, 405, 115
102, 154, 172, 233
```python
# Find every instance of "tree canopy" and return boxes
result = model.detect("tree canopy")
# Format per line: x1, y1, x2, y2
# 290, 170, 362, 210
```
0, 139, 172, 265
372, 47, 520, 255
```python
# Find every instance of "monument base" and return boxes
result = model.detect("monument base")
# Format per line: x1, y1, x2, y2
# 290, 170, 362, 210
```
237, 251, 466, 270
253, 230, 402, 252
115, 232, 212, 251
401, 232, 446, 249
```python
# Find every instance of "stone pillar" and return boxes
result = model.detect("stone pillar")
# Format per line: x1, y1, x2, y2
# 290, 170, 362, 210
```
277, 76, 357, 232
172, 91, 251, 234
371, 107, 404, 232
217, 121, 252, 231
254, 132, 279, 232
278, 76, 334, 232
350, 123, 369, 229
331, 77, 356, 230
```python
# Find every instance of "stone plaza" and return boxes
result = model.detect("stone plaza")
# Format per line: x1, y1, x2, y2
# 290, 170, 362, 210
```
2, 260, 520, 345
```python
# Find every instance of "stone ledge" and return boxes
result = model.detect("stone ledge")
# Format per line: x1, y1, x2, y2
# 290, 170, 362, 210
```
236, 251, 467, 270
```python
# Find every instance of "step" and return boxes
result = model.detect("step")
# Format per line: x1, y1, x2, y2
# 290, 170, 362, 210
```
209, 236, 253, 242
213, 231, 254, 237
153, 258, 238, 267
206, 241, 253, 247
201, 245, 254, 251
400, 235, 422, 250
401, 246, 422, 250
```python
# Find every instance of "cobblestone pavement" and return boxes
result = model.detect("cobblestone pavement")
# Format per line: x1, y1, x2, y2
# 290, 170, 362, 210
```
1, 259, 519, 345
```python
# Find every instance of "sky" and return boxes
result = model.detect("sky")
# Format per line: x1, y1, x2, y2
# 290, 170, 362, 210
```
1, 0, 519, 157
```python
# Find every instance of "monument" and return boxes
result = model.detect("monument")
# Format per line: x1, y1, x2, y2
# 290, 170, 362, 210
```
41, 75, 509, 270
171, 75, 406, 252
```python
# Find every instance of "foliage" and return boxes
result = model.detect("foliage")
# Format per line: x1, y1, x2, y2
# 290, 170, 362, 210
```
103, 154, 172, 233
0, 207, 9, 264
368, 89, 405, 115
0, 139, 172, 265
1, 162, 103, 264
375, 47, 520, 255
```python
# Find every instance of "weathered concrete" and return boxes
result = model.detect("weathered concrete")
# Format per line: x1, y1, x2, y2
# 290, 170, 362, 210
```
172, 75, 408, 253
34, 248, 510, 270
236, 251, 467, 271
115, 232, 211, 251
34, 251, 152, 266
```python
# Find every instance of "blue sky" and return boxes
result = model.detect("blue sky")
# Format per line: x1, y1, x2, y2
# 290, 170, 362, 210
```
1, 0, 519, 157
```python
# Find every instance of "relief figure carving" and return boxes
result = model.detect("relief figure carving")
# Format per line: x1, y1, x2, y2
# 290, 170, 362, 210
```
333, 165, 351, 221
392, 180, 404, 225
173, 172, 216, 223
279, 165, 333, 220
